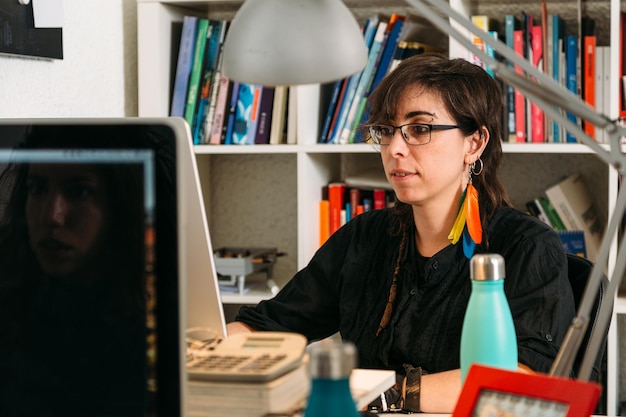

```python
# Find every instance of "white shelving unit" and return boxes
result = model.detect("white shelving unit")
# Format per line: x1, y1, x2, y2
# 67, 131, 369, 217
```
137, 0, 623, 414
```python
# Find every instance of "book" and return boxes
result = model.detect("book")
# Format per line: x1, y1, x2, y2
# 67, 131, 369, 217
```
330, 15, 380, 144
565, 35, 579, 143
470, 15, 493, 71
537, 196, 567, 231
223, 81, 241, 145
545, 172, 605, 262
319, 79, 344, 143
269, 85, 288, 144
201, 20, 229, 144
530, 24, 545, 143
296, 83, 322, 145
286, 86, 298, 144
231, 82, 255, 145
550, 14, 565, 143
583, 35, 596, 139
370, 15, 406, 93
373, 189, 386, 210
254, 86, 275, 144
504, 15, 521, 142
186, 362, 309, 417
558, 230, 587, 258
338, 20, 388, 144
170, 16, 198, 118
208, 76, 232, 144
319, 200, 330, 246
183, 18, 210, 134
526, 199, 552, 227
245, 84, 263, 144
328, 182, 346, 235
513, 29, 527, 142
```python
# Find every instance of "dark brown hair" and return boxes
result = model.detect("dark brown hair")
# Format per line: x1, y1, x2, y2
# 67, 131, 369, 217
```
364, 52, 510, 237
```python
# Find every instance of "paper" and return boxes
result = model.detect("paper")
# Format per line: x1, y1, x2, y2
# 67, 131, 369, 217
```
32, 0, 64, 28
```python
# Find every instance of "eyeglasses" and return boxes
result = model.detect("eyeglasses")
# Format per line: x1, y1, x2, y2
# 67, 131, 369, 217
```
367, 123, 460, 146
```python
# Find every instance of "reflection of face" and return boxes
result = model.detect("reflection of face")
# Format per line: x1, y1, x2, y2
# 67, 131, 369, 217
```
25, 164, 111, 279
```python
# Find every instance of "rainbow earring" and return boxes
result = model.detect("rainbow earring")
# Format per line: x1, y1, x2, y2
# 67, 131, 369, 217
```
448, 160, 483, 258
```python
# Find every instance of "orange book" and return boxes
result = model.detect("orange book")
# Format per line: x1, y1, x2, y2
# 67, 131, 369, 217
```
328, 182, 346, 235
583, 35, 596, 138
319, 200, 330, 246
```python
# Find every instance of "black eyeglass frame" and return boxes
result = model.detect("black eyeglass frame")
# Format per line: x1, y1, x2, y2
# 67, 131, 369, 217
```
367, 123, 461, 146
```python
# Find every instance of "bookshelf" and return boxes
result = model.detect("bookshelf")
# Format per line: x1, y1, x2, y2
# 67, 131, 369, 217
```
136, 0, 622, 414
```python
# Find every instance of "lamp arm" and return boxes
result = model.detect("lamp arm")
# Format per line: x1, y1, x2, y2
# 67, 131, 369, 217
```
406, 0, 626, 381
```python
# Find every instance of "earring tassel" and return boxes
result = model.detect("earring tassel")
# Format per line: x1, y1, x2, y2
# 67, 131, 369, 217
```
465, 181, 482, 244
448, 190, 466, 244
449, 183, 483, 258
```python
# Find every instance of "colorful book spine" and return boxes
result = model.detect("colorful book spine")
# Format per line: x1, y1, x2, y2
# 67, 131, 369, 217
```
565, 35, 579, 143
370, 17, 405, 93
183, 18, 210, 135
231, 83, 254, 145
583, 35, 596, 139
328, 183, 346, 235
254, 86, 275, 144
504, 15, 520, 142
551, 14, 565, 143
245, 85, 262, 144
170, 16, 198, 118
223, 81, 240, 145
513, 29, 527, 142
530, 25, 544, 143
338, 20, 388, 144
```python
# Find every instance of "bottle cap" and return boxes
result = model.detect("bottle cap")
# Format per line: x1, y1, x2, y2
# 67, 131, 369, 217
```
470, 253, 505, 281
308, 341, 357, 379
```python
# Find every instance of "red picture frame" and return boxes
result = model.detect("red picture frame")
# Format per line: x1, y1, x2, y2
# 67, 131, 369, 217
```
452, 365, 602, 417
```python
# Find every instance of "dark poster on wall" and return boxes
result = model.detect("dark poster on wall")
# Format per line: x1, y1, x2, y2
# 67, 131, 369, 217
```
0, 0, 63, 59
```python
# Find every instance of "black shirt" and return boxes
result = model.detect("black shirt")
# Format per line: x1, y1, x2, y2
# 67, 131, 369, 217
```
236, 206, 575, 375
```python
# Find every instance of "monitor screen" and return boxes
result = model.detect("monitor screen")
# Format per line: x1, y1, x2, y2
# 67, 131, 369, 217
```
0, 118, 226, 417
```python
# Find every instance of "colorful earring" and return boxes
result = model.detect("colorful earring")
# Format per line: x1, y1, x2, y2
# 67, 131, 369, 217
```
448, 159, 483, 258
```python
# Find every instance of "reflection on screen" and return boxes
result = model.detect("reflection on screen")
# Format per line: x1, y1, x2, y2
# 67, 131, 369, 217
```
0, 123, 180, 417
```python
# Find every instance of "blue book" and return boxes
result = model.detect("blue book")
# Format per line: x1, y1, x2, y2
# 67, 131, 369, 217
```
329, 15, 380, 144
183, 18, 210, 130
558, 230, 587, 258
223, 81, 240, 145
565, 35, 579, 143
370, 18, 405, 93
170, 16, 198, 118
551, 15, 565, 142
339, 20, 388, 144
232, 83, 254, 145
319, 79, 343, 143
504, 15, 520, 142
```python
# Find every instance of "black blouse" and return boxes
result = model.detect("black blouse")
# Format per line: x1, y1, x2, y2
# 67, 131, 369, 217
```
236, 206, 575, 375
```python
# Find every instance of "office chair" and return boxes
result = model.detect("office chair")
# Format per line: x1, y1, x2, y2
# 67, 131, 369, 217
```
566, 253, 611, 414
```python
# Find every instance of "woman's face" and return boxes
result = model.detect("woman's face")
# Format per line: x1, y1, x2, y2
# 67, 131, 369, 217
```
25, 164, 111, 279
380, 85, 472, 209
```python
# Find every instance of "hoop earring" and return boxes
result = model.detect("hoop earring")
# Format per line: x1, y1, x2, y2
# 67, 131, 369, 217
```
471, 158, 483, 176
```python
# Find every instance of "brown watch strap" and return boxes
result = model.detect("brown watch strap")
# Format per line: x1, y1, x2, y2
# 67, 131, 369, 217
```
402, 364, 422, 412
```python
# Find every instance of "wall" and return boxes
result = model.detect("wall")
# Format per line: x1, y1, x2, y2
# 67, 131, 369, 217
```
0, 0, 137, 118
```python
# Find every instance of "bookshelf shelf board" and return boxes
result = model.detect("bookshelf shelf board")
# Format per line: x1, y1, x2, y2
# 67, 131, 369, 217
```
501, 143, 605, 154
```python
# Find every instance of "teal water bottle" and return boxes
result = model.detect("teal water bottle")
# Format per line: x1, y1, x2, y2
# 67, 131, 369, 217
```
303, 341, 360, 417
460, 253, 518, 383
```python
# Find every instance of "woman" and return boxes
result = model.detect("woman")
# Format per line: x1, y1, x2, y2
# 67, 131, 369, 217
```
227, 53, 575, 412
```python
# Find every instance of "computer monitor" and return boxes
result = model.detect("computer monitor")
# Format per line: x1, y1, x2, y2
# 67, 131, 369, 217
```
0, 118, 226, 417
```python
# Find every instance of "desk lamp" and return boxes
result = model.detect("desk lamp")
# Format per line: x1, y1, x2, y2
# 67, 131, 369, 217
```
221, 0, 368, 85
222, 0, 625, 388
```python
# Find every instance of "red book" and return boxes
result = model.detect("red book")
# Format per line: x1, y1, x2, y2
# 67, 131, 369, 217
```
530, 25, 544, 142
319, 200, 330, 246
513, 30, 527, 142
328, 183, 346, 235
373, 189, 386, 210
583, 35, 596, 139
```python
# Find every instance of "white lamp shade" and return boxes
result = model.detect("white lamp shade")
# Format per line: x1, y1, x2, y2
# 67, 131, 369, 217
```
221, 0, 368, 86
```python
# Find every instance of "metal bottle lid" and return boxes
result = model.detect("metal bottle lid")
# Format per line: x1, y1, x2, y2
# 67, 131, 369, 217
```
308, 341, 357, 379
470, 253, 506, 281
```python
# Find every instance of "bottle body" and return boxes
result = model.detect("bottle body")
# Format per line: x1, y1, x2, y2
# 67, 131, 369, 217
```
303, 341, 359, 417
460, 254, 518, 383
304, 378, 359, 417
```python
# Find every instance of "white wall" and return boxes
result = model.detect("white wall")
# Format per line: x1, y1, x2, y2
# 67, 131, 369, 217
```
0, 0, 137, 118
